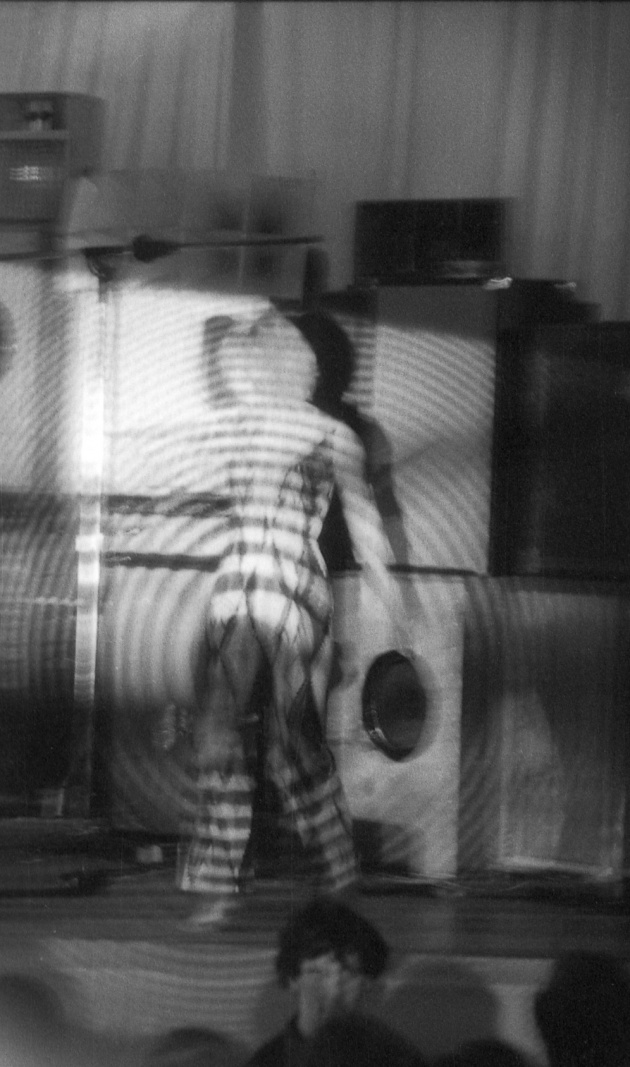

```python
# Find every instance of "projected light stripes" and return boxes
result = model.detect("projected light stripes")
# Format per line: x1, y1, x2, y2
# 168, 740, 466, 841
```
4, 265, 623, 888
372, 307, 496, 572
0, 264, 45, 488
48, 937, 281, 1047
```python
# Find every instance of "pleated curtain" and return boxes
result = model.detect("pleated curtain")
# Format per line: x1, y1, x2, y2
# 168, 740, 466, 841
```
0, 1, 629, 318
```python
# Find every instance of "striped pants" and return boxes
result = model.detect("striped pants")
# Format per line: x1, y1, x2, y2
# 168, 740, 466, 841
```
177, 612, 357, 896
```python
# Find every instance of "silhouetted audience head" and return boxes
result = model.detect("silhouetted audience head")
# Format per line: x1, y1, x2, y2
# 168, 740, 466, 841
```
534, 951, 630, 1067
272, 897, 391, 1040
434, 1038, 533, 1067
143, 1026, 237, 1067
307, 1013, 427, 1067
0, 973, 70, 1067
275, 896, 389, 989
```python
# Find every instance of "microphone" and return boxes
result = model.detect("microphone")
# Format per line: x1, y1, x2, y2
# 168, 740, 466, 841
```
132, 234, 181, 263
82, 244, 128, 259
81, 235, 180, 282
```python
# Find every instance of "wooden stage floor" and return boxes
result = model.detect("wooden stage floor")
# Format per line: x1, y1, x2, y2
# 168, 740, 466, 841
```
0, 820, 629, 956
1, 862, 630, 958
1, 822, 630, 1065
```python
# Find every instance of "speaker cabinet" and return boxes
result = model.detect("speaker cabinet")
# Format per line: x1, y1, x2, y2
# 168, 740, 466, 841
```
0, 261, 46, 489
354, 199, 505, 286
0, 263, 83, 815
490, 322, 630, 578
0, 492, 79, 815
0, 260, 104, 818
328, 573, 464, 880
460, 578, 629, 880
371, 285, 499, 571
320, 282, 594, 574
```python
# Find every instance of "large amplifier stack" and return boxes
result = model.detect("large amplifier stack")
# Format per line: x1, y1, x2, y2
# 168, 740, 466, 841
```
326, 198, 630, 885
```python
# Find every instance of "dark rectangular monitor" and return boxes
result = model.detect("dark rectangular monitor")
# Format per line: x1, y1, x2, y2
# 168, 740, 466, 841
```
354, 198, 505, 286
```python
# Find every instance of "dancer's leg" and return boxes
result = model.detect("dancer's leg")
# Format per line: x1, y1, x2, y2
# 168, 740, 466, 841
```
178, 615, 262, 897
265, 623, 357, 893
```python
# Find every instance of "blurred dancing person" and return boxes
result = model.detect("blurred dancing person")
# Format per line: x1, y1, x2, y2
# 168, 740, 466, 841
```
178, 309, 405, 924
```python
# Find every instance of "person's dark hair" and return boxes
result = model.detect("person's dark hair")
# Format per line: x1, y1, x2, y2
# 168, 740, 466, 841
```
534, 951, 630, 1067
275, 897, 388, 988
291, 311, 356, 409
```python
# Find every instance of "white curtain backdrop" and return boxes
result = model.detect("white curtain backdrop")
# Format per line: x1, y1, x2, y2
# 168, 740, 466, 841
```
251, 1, 630, 318
0, 1, 235, 170
0, 1, 629, 317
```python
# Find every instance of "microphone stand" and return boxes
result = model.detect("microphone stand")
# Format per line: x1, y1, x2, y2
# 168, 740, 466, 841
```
64, 246, 117, 819
0, 232, 325, 266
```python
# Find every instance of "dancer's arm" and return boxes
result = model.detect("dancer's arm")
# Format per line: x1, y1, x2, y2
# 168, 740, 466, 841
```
330, 420, 407, 643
